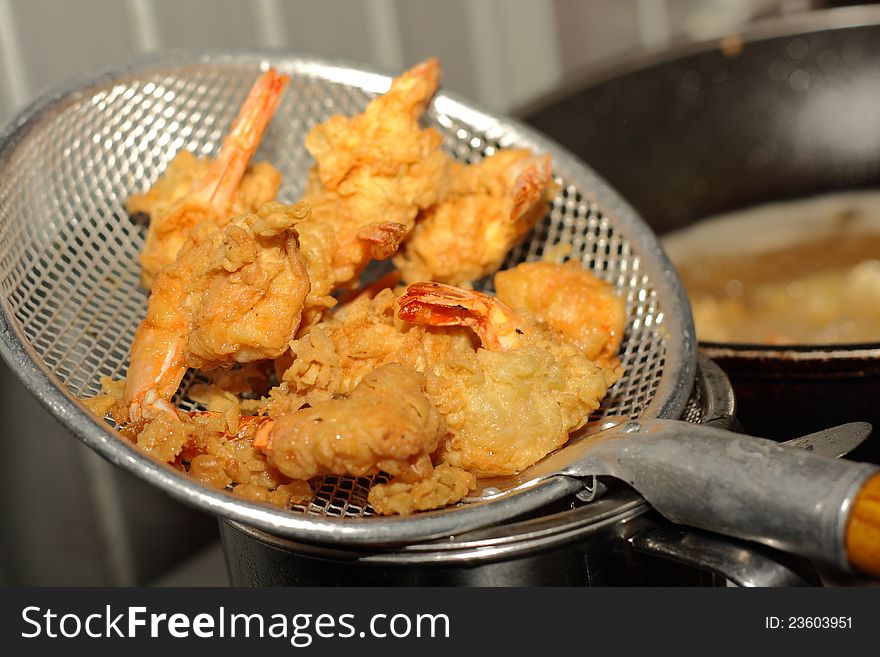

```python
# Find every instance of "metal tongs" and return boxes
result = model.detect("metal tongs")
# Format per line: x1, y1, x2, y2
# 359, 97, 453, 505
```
487, 419, 880, 578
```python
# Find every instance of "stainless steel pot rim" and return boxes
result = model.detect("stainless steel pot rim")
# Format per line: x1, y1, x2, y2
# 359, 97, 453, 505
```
223, 491, 649, 566
703, 343, 880, 361
0, 49, 695, 546
223, 353, 734, 563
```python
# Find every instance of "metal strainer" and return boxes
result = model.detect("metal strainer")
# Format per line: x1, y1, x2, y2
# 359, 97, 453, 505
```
0, 51, 696, 545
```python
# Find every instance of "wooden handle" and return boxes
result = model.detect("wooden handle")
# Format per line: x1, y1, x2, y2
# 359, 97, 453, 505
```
845, 473, 880, 578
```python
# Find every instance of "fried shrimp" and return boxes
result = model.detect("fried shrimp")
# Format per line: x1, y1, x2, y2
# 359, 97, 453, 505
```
300, 59, 450, 295
395, 150, 555, 286
494, 260, 627, 370
398, 281, 618, 475
123, 201, 311, 423
85, 59, 631, 519
256, 364, 446, 482
130, 69, 289, 287
279, 274, 621, 479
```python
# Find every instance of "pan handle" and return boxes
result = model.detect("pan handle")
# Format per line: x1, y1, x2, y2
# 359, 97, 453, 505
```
845, 473, 880, 576
622, 515, 820, 587
591, 419, 880, 578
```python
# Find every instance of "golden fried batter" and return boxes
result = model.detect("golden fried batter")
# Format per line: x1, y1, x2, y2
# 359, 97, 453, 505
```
396, 279, 622, 474
262, 364, 446, 482
430, 335, 616, 475
183, 202, 311, 368
281, 287, 475, 406
130, 70, 288, 287
367, 463, 476, 516
91, 61, 631, 518
494, 260, 626, 370
129, 408, 310, 507
395, 150, 554, 286
280, 275, 620, 477
130, 152, 281, 286
123, 201, 310, 421
303, 58, 450, 290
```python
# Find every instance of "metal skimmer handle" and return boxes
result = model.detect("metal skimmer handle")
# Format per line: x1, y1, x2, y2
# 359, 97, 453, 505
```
521, 418, 879, 575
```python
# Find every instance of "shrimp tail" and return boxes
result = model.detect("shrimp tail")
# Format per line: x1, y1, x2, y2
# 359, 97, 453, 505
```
190, 69, 290, 217
123, 326, 187, 423
397, 281, 523, 351
385, 57, 440, 119
510, 153, 553, 222
358, 221, 408, 260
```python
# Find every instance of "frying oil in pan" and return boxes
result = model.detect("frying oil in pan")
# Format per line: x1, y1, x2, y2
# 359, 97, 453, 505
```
663, 191, 880, 345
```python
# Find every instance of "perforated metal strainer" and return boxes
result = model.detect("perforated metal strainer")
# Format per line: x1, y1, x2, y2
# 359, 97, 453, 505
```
0, 51, 695, 546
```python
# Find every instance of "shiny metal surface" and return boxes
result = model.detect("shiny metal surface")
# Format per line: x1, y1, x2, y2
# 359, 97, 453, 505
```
517, 417, 879, 572
625, 522, 819, 587
0, 51, 695, 545
222, 353, 807, 587
782, 423, 873, 458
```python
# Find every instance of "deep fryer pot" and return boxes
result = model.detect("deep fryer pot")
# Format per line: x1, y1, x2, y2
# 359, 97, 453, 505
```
520, 6, 880, 455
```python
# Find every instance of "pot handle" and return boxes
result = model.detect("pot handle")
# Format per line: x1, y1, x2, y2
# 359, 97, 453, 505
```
845, 473, 880, 576
622, 517, 821, 587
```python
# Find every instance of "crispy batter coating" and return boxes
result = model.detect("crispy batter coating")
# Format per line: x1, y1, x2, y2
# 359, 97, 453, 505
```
281, 277, 620, 476
182, 202, 311, 368
130, 148, 281, 288
368, 463, 476, 516
80, 385, 312, 508
281, 288, 475, 407
494, 260, 626, 370
430, 334, 616, 475
264, 364, 446, 482
303, 59, 450, 290
92, 61, 631, 517
130, 70, 289, 288
395, 150, 554, 286
122, 201, 311, 421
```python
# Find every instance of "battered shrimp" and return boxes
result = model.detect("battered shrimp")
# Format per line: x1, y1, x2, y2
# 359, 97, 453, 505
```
280, 277, 619, 477
395, 150, 555, 286
94, 59, 628, 518
494, 260, 626, 370
130, 69, 289, 287
255, 364, 446, 483
300, 58, 450, 296
279, 285, 474, 410
124, 201, 311, 423
398, 282, 618, 475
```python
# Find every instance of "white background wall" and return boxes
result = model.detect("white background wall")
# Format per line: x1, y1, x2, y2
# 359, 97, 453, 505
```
0, 0, 808, 125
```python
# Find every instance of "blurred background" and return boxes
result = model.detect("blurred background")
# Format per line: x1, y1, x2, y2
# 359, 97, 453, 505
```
0, 0, 866, 585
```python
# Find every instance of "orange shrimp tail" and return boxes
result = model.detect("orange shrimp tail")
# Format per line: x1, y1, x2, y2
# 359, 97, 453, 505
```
358, 221, 408, 260
397, 282, 522, 351
387, 58, 440, 118
191, 69, 290, 217
398, 282, 475, 326
511, 154, 553, 222
123, 340, 187, 423
253, 419, 274, 451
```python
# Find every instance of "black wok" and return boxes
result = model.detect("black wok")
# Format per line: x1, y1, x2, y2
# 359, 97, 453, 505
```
520, 6, 880, 461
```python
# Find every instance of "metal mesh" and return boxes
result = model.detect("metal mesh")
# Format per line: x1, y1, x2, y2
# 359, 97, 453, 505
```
0, 56, 682, 523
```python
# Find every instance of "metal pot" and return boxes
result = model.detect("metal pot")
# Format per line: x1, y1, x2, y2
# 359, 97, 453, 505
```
519, 6, 880, 461
219, 355, 819, 587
